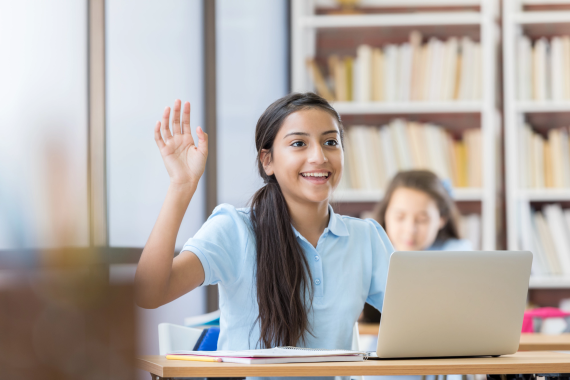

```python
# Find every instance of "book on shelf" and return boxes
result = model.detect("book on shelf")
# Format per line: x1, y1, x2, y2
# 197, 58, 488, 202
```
519, 123, 570, 189
519, 202, 570, 276
337, 120, 482, 191
307, 31, 482, 103
517, 35, 570, 101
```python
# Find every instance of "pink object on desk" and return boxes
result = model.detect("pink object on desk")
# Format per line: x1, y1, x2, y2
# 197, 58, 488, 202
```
521, 307, 570, 333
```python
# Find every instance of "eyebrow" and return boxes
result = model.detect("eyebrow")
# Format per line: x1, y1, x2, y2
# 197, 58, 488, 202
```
283, 130, 339, 139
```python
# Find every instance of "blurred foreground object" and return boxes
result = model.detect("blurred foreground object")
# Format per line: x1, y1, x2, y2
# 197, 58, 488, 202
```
0, 248, 137, 380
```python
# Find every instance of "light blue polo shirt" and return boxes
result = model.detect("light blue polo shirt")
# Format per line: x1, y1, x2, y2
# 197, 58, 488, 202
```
182, 203, 394, 352
427, 238, 473, 251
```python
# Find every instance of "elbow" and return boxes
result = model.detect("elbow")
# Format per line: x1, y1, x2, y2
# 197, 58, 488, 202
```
134, 282, 163, 309
136, 302, 160, 310
134, 293, 161, 309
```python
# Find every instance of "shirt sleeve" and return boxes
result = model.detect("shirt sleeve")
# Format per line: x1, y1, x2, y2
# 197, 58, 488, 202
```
364, 218, 395, 312
181, 204, 250, 287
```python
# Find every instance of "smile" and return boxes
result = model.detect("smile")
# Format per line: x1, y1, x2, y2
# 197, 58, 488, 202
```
300, 172, 330, 179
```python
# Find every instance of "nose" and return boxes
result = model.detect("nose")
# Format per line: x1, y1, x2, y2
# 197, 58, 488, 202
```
308, 144, 328, 165
403, 218, 418, 236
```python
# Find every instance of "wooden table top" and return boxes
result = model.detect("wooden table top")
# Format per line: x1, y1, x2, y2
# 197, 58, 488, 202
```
137, 351, 570, 378
358, 324, 570, 351
519, 334, 570, 351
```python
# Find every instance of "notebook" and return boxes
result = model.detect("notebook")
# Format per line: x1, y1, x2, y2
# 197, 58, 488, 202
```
167, 346, 367, 364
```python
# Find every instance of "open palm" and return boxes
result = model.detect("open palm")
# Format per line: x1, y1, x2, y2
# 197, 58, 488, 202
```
154, 100, 208, 186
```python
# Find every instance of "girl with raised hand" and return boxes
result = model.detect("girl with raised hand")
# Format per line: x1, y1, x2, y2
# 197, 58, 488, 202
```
134, 93, 394, 356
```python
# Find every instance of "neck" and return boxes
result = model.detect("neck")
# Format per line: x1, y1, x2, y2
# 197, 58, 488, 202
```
286, 197, 330, 247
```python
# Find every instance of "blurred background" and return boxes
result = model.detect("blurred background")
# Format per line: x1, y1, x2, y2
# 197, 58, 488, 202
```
2, 0, 570, 378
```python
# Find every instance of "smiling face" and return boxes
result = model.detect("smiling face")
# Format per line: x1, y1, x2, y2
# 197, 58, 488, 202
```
260, 108, 343, 206
384, 187, 446, 251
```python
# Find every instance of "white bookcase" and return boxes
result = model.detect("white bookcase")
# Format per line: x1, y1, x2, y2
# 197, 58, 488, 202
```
503, 0, 570, 288
291, 0, 499, 250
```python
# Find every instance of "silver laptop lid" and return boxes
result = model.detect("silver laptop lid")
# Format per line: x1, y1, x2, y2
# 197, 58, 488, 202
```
377, 250, 532, 358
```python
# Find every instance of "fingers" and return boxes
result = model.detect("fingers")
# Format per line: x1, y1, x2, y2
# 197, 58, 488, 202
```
172, 99, 182, 135
196, 126, 208, 157
182, 102, 191, 135
161, 106, 173, 139
154, 121, 166, 149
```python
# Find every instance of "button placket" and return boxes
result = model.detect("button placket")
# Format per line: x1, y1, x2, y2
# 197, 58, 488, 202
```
312, 235, 327, 298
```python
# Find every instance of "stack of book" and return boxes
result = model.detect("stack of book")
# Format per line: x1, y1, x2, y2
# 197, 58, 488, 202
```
308, 31, 482, 103
338, 120, 482, 191
520, 203, 570, 276
518, 124, 570, 188
517, 35, 570, 101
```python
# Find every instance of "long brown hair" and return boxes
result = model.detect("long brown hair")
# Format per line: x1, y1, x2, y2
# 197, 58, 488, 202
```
373, 170, 461, 243
250, 92, 343, 348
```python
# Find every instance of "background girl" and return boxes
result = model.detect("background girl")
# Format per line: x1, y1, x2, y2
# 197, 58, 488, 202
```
374, 169, 472, 252
134, 93, 394, 359
362, 169, 471, 324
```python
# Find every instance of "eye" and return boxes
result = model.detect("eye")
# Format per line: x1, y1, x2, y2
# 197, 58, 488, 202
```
324, 139, 339, 146
394, 213, 405, 221
291, 141, 305, 147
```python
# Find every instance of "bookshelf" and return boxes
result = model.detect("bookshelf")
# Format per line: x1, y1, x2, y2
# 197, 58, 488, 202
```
503, 0, 570, 290
291, 0, 499, 250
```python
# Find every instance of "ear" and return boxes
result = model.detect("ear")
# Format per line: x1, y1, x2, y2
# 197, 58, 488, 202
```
260, 149, 274, 176
438, 216, 447, 230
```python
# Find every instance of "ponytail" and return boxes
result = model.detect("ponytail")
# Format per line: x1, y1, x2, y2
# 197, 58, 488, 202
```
251, 179, 312, 348
250, 92, 343, 348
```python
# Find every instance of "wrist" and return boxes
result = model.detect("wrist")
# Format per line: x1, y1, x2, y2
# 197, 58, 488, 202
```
168, 181, 198, 194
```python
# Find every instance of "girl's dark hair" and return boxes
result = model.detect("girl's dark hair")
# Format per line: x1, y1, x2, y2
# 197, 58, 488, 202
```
373, 170, 461, 243
250, 92, 343, 348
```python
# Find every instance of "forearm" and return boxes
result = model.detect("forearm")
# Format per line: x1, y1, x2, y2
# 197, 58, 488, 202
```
135, 182, 197, 308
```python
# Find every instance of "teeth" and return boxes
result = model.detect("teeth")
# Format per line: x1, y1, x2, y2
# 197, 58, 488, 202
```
301, 172, 329, 177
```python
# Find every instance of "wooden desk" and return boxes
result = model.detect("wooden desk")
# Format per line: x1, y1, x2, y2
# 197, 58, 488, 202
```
358, 324, 570, 351
137, 351, 570, 379
519, 334, 570, 351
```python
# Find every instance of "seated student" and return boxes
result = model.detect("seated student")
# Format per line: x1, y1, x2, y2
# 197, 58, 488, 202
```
362, 170, 473, 380
363, 169, 472, 322
372, 169, 472, 252
135, 93, 394, 380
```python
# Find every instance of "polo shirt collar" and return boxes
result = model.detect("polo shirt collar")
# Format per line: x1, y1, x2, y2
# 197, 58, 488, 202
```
327, 205, 349, 237
291, 205, 349, 238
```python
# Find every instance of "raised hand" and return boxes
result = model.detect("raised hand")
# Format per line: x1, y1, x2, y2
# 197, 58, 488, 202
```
154, 100, 208, 186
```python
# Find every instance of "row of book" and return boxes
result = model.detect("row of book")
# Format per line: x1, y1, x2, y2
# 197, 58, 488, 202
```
520, 203, 570, 276
308, 31, 483, 103
519, 124, 570, 188
517, 35, 570, 101
338, 120, 482, 191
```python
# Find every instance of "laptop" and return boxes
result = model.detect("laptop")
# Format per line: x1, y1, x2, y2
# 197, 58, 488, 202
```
371, 250, 532, 359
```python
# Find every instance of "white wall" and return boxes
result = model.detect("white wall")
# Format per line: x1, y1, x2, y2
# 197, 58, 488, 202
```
0, 0, 89, 249
216, 0, 289, 207
105, 0, 207, 372
106, 0, 206, 249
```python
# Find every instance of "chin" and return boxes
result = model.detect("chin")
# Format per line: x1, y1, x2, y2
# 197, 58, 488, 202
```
396, 245, 419, 251
301, 189, 332, 204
